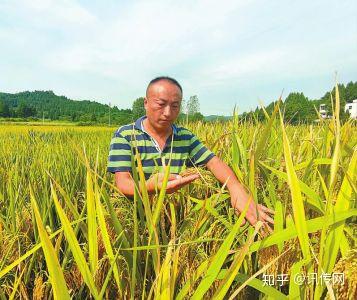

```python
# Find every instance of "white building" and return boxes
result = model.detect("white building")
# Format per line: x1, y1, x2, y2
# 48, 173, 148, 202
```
345, 99, 357, 119
319, 104, 328, 119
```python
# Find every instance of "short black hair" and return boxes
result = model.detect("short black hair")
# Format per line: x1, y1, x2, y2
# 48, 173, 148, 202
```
146, 76, 183, 96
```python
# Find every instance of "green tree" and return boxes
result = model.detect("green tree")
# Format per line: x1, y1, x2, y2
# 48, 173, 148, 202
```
0, 100, 10, 117
345, 81, 357, 101
71, 112, 79, 122
186, 95, 200, 116
90, 113, 97, 122
132, 97, 145, 120
16, 102, 37, 118
191, 112, 204, 121
180, 98, 186, 113
283, 92, 314, 124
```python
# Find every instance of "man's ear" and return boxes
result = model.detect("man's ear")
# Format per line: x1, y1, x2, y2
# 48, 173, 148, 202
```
144, 97, 148, 109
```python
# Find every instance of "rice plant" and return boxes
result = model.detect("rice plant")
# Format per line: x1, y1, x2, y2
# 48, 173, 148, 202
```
0, 86, 356, 299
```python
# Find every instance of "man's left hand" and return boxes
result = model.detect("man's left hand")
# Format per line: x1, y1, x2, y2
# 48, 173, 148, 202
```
229, 186, 275, 234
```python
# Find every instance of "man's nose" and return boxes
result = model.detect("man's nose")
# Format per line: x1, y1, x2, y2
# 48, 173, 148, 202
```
163, 105, 172, 117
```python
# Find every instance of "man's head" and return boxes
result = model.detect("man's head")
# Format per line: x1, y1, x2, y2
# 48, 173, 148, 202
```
144, 76, 183, 132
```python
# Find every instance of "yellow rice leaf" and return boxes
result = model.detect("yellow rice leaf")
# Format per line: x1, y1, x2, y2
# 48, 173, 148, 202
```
30, 187, 70, 300
279, 110, 310, 260
50, 182, 99, 299
86, 169, 98, 275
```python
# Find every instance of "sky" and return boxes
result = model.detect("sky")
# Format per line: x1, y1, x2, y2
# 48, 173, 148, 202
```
0, 0, 356, 115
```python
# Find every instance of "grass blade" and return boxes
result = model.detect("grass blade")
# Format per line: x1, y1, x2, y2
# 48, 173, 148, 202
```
86, 169, 98, 275
274, 200, 284, 253
191, 198, 251, 299
213, 221, 263, 299
50, 182, 99, 299
279, 110, 311, 261
96, 183, 124, 296
30, 187, 70, 300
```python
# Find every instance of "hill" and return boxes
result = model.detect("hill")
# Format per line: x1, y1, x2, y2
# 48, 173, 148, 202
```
204, 115, 232, 121
0, 90, 132, 124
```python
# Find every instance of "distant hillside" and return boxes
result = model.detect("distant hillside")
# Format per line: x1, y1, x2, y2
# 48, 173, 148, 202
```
241, 81, 357, 123
0, 90, 132, 124
204, 115, 232, 121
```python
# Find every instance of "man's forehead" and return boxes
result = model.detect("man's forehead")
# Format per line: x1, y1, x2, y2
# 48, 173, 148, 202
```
146, 80, 182, 96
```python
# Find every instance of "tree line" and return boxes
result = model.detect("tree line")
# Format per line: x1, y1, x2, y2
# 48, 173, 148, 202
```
0, 81, 356, 125
0, 90, 132, 124
242, 81, 357, 124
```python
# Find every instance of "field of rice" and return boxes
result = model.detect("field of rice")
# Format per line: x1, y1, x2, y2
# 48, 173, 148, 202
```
0, 92, 356, 299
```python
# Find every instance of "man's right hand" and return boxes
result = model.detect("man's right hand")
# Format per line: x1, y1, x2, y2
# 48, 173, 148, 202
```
146, 173, 199, 194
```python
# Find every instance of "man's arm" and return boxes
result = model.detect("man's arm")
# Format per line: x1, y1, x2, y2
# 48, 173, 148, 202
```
114, 171, 199, 197
114, 172, 137, 197
206, 156, 274, 227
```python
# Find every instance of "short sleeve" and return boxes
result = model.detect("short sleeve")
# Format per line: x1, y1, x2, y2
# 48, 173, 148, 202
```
107, 131, 133, 173
189, 133, 215, 166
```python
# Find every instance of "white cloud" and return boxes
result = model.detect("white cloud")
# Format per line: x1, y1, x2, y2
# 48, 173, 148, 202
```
0, 0, 96, 27
43, 0, 252, 75
197, 49, 285, 84
0, 0, 356, 114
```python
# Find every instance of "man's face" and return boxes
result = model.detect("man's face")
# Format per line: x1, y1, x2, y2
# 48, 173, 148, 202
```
144, 80, 182, 131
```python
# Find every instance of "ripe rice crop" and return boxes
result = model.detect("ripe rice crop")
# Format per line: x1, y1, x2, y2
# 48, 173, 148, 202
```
0, 86, 356, 299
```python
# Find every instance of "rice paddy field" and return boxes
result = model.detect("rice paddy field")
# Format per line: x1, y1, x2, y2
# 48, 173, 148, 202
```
0, 93, 356, 299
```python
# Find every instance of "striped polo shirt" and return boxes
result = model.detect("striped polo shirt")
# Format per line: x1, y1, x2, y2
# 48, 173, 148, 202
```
107, 116, 215, 179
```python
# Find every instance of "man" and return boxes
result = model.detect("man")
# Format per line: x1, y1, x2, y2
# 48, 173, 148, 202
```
107, 76, 274, 228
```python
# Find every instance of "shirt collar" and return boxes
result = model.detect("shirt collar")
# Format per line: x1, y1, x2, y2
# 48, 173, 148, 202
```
134, 115, 177, 135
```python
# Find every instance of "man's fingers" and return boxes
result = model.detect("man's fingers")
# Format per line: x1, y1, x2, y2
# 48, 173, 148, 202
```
170, 174, 200, 187
180, 174, 200, 184
265, 215, 275, 225
260, 212, 275, 225
259, 204, 275, 215
166, 180, 178, 190
245, 213, 258, 227
233, 208, 248, 226
165, 174, 198, 191
168, 174, 179, 181
156, 173, 182, 181
233, 202, 275, 236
